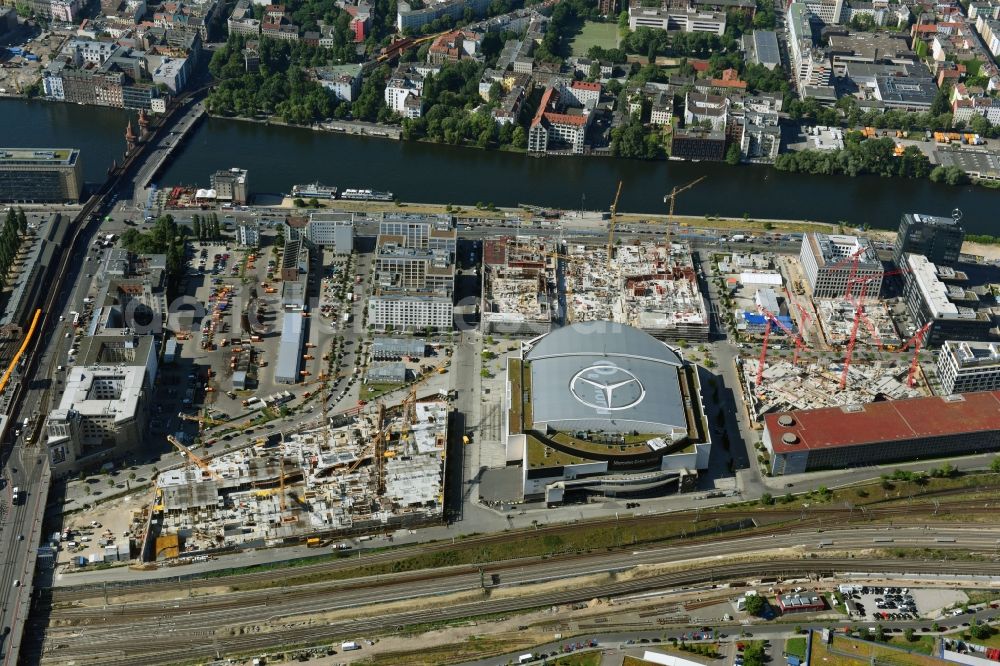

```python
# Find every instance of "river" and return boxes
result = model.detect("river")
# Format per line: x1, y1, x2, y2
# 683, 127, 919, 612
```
3, 97, 997, 233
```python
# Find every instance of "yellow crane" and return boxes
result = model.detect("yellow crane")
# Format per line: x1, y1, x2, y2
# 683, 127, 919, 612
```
605, 180, 624, 269
346, 402, 387, 476
177, 412, 227, 428
663, 176, 706, 227
167, 435, 222, 480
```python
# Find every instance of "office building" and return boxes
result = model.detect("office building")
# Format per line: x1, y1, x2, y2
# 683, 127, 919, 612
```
764, 391, 1000, 475
210, 168, 249, 204
938, 341, 1000, 395
367, 215, 456, 332
379, 214, 456, 253
396, 0, 489, 31
504, 322, 712, 505
902, 253, 997, 347
46, 365, 151, 476
670, 128, 727, 161
799, 233, 882, 299
628, 4, 727, 34
0, 148, 83, 203
894, 212, 965, 267
305, 212, 354, 253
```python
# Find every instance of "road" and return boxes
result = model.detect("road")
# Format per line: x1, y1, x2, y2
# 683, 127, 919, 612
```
32, 523, 1000, 665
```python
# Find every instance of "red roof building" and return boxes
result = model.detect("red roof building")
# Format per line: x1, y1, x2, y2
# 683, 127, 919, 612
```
763, 391, 1000, 475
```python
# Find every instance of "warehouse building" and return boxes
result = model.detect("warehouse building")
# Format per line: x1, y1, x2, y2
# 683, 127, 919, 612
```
894, 212, 964, 267
372, 337, 427, 360
274, 312, 305, 384
504, 322, 712, 505
799, 233, 882, 299
763, 391, 1000, 475
0, 148, 83, 203
937, 341, 1000, 395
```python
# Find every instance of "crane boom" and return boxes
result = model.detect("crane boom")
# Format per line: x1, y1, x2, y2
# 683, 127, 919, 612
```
901, 322, 933, 388
664, 176, 706, 227
606, 181, 623, 269
167, 435, 222, 480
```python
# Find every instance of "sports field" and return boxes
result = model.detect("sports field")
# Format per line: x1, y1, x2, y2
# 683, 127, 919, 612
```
569, 21, 619, 56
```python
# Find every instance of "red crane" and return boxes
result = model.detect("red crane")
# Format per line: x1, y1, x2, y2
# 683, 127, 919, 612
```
839, 281, 870, 390
839, 268, 911, 390
900, 322, 934, 388
755, 307, 808, 386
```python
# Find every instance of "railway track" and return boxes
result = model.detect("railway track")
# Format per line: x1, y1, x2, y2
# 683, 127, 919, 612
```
35, 557, 1000, 666
46, 495, 1000, 602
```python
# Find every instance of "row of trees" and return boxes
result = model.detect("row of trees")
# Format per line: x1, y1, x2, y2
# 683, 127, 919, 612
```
0, 209, 27, 289
774, 136, 932, 179
191, 213, 223, 241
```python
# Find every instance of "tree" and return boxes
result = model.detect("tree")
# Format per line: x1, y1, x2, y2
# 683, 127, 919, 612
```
760, 492, 774, 506
192, 215, 202, 240
725, 143, 741, 165
904, 627, 915, 642
991, 456, 1000, 473
744, 594, 766, 617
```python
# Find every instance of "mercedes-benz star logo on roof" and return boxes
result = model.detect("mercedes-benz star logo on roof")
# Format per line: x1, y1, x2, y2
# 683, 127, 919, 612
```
569, 364, 645, 411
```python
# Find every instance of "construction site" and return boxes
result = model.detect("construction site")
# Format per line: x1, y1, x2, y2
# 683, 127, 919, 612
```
739, 358, 927, 423
480, 236, 558, 337
562, 239, 710, 342
140, 395, 449, 561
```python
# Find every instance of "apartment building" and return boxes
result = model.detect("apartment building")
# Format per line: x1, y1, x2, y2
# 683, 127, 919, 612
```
799, 233, 882, 299
528, 86, 592, 154
227, 0, 261, 36
788, 2, 833, 87
396, 0, 489, 31
385, 64, 437, 118
314, 64, 362, 102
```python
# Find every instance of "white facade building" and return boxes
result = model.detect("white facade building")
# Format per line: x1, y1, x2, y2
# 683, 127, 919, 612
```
306, 212, 355, 253
799, 233, 882, 299
628, 5, 726, 34
368, 295, 454, 332
938, 340, 1000, 395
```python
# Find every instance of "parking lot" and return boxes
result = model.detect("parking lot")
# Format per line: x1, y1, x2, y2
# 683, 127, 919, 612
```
842, 585, 967, 621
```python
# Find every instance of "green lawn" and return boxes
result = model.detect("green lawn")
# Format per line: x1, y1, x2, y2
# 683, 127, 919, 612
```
785, 637, 807, 659
569, 20, 619, 56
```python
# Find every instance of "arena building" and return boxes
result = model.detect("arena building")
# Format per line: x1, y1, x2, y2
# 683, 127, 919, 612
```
503, 322, 712, 505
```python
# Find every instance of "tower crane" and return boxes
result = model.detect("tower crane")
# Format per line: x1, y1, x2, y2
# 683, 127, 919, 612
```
839, 268, 911, 389
167, 435, 222, 480
663, 176, 706, 227
755, 308, 808, 386
606, 180, 624, 269
901, 322, 933, 388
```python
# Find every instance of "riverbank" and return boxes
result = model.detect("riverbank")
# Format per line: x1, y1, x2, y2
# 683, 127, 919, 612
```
209, 112, 403, 140
280, 196, 839, 235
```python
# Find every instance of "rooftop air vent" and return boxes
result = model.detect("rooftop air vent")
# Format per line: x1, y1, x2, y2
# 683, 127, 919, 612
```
777, 414, 795, 427
843, 404, 864, 413
781, 433, 798, 445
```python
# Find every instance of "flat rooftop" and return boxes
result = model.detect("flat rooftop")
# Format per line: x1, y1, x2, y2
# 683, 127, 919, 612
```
942, 340, 1000, 369
765, 390, 1000, 454
0, 148, 79, 166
